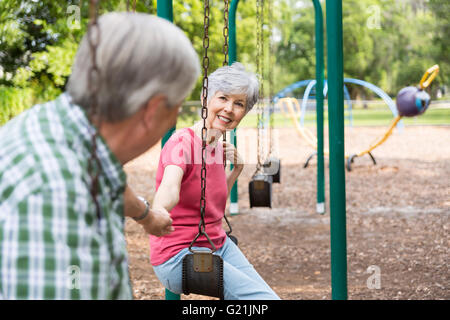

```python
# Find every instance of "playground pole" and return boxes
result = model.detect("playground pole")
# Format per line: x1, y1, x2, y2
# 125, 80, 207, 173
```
158, 0, 176, 147
312, 0, 325, 215
229, 0, 240, 215
325, 0, 348, 300
157, 0, 181, 301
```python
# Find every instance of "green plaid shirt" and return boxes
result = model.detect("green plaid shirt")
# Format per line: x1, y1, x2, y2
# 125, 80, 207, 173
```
0, 93, 132, 299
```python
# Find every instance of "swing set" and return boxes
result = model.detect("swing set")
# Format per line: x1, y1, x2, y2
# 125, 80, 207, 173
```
84, 0, 389, 301
154, 0, 348, 300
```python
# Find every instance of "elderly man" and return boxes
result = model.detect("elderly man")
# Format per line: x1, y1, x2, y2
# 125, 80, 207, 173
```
0, 12, 200, 299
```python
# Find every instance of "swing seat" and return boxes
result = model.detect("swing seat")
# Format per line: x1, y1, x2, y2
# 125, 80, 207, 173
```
263, 157, 281, 183
182, 250, 224, 299
249, 173, 273, 208
228, 234, 238, 246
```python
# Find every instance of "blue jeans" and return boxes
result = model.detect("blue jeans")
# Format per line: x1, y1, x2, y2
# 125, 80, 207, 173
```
153, 237, 280, 300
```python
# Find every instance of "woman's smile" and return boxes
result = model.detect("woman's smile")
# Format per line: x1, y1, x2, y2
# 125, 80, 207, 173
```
217, 115, 232, 124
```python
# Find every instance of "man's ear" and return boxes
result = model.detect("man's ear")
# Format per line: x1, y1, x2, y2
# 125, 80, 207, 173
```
142, 94, 168, 129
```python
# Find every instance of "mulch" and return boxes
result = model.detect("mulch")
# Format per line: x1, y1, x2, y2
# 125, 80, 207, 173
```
124, 126, 450, 300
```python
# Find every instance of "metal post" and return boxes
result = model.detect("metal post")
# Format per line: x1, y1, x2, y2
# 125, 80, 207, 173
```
312, 0, 325, 215
325, 0, 348, 300
157, 0, 180, 301
158, 1, 175, 147
229, 0, 240, 215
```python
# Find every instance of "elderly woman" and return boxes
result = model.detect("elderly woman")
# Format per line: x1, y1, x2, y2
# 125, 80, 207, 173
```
150, 62, 280, 300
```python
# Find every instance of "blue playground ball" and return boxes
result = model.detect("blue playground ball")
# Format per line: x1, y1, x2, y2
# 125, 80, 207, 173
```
396, 86, 430, 117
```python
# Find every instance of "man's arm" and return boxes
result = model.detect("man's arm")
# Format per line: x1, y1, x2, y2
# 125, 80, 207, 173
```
124, 184, 174, 236
123, 185, 147, 219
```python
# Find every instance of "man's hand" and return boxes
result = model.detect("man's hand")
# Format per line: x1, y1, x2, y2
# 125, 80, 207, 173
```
137, 206, 174, 237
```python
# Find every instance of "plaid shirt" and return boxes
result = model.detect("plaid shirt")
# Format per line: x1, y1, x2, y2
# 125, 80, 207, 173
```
0, 93, 132, 299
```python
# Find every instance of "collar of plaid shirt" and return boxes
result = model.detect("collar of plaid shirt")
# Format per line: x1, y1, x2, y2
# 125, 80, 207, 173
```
62, 93, 126, 197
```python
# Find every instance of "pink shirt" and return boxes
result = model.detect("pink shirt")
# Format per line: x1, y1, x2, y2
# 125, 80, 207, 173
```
149, 128, 227, 266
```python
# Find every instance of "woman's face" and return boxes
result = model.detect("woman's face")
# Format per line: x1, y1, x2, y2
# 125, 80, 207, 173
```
206, 91, 247, 132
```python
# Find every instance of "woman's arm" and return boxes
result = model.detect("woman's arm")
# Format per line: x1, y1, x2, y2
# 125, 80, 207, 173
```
152, 165, 184, 212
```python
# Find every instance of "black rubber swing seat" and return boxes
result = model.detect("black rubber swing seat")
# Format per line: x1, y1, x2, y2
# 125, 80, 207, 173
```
249, 173, 273, 208
182, 249, 224, 299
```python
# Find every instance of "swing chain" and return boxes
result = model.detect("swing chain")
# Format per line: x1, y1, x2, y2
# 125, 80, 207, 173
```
87, 0, 102, 223
268, 0, 274, 156
222, 0, 229, 67
260, 0, 266, 162
255, 0, 264, 172
190, 0, 216, 252
222, 0, 229, 168
200, 0, 209, 227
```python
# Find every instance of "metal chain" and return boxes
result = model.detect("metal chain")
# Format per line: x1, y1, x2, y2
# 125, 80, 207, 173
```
222, 0, 229, 67
195, 0, 213, 251
261, 0, 267, 162
255, 0, 264, 172
87, 0, 102, 223
222, 0, 229, 168
268, 0, 274, 156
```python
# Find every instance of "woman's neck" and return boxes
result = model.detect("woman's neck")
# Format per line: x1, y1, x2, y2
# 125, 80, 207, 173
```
191, 121, 224, 147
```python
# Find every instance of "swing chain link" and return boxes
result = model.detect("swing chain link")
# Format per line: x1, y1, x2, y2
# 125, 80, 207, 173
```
268, 0, 275, 156
255, 0, 264, 172
192, 0, 217, 252
260, 0, 266, 162
87, 0, 102, 223
222, 0, 229, 167
222, 0, 229, 67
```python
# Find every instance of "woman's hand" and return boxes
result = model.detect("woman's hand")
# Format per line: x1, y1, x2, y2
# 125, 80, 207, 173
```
223, 141, 244, 171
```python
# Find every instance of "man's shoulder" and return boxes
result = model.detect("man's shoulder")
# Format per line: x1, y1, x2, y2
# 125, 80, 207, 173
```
0, 100, 88, 202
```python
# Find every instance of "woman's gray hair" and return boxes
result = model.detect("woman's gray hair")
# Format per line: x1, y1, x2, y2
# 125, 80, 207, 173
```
206, 62, 259, 113
67, 12, 200, 122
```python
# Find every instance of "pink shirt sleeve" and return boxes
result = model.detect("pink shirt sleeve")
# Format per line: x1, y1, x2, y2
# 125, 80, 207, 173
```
160, 130, 193, 173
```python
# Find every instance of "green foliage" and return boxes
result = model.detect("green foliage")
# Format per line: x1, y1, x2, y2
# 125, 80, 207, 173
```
0, 0, 448, 127
0, 86, 34, 124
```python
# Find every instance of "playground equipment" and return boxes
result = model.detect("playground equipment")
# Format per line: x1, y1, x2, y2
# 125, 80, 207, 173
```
276, 78, 405, 171
248, 0, 280, 209
396, 64, 439, 117
277, 63, 439, 172
161, 0, 348, 300
274, 79, 354, 126
158, 0, 348, 301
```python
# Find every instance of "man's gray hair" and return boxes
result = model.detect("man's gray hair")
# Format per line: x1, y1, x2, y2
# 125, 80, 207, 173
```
67, 12, 200, 122
206, 62, 259, 113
